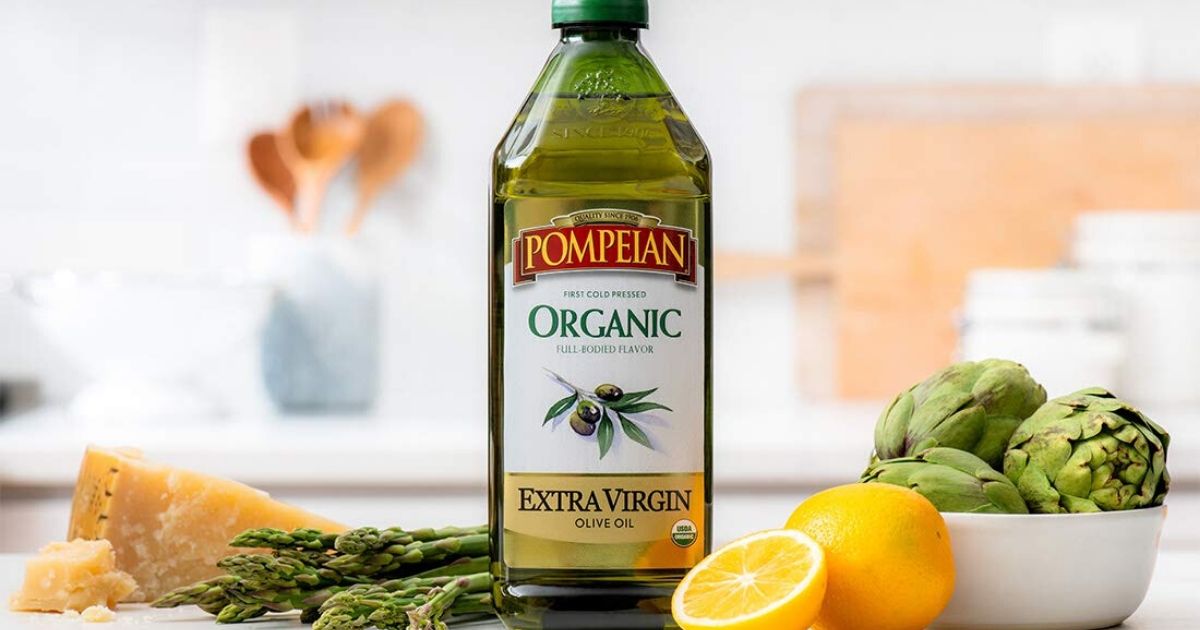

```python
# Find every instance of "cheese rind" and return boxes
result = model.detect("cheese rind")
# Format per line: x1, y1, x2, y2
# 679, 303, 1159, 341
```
68, 446, 347, 601
9, 539, 137, 613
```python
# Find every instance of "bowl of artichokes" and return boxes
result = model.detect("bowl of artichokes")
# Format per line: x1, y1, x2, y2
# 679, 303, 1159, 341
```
862, 360, 1171, 630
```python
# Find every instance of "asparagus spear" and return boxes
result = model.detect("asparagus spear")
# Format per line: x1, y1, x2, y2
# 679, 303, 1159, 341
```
335, 526, 489, 556
198, 598, 235, 617
445, 592, 493, 619
334, 527, 413, 555
403, 556, 489, 579
276, 547, 342, 570
334, 527, 412, 555
215, 602, 266, 624
317, 576, 463, 623
326, 534, 490, 577
156, 576, 332, 612
153, 576, 241, 609
404, 574, 491, 630
404, 525, 489, 543
218, 554, 327, 588
230, 527, 339, 551
315, 574, 491, 630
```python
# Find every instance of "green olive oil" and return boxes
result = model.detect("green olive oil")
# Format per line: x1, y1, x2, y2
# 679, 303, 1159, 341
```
489, 1, 712, 628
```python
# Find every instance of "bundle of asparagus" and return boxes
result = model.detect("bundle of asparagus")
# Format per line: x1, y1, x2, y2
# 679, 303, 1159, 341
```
152, 524, 492, 629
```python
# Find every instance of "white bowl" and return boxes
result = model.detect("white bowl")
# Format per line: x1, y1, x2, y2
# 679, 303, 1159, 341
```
932, 507, 1166, 630
12, 271, 271, 421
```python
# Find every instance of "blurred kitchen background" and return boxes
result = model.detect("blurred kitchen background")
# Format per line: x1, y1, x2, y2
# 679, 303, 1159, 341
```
2, 0, 1199, 552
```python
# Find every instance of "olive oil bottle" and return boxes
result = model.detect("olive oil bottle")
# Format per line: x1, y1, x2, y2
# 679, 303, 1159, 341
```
489, 1, 711, 628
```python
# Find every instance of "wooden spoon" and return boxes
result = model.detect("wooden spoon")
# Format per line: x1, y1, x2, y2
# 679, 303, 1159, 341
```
277, 101, 365, 233
247, 132, 299, 230
344, 100, 424, 236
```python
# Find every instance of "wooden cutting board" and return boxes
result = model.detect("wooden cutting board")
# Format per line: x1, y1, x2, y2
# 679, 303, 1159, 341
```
792, 85, 1200, 399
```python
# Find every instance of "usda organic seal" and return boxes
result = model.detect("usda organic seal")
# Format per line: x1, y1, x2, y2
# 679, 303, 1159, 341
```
671, 519, 698, 548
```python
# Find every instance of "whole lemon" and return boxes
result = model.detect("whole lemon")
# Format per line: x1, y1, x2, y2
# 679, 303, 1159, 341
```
785, 483, 955, 630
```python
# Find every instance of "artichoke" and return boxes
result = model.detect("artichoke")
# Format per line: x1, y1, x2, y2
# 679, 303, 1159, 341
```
1004, 388, 1170, 513
862, 447, 1029, 514
874, 359, 1047, 470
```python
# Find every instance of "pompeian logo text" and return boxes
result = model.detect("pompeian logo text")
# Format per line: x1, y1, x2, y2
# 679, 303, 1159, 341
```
517, 488, 692, 513
513, 209, 697, 285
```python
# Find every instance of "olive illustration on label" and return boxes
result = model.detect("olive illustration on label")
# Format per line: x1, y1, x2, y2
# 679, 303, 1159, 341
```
577, 400, 601, 424
543, 370, 673, 460
569, 412, 597, 436
595, 384, 624, 402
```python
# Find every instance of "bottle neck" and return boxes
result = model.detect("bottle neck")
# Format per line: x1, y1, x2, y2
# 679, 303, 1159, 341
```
559, 25, 641, 44
530, 24, 667, 98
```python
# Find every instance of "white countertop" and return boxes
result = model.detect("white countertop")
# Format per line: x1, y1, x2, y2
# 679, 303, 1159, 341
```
1, 552, 1198, 629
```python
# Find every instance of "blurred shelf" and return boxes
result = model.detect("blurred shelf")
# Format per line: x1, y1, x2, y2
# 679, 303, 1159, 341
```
714, 251, 832, 282
0, 404, 874, 490
1, 403, 1195, 491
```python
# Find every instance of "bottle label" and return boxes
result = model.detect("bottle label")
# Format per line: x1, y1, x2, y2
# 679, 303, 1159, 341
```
501, 198, 707, 571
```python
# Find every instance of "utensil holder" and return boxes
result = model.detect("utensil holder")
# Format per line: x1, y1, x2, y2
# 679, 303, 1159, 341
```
252, 236, 379, 413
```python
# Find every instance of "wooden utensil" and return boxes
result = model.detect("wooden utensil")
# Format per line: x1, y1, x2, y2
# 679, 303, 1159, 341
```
277, 101, 365, 233
247, 132, 299, 229
345, 100, 424, 235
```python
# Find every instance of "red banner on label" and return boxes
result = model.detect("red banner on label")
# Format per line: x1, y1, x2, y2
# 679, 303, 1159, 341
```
513, 224, 697, 285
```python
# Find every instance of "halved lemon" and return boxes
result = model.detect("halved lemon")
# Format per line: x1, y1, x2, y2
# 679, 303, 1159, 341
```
671, 529, 828, 630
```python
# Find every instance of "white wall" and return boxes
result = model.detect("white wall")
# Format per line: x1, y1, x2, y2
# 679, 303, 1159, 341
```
2, 0, 1199, 423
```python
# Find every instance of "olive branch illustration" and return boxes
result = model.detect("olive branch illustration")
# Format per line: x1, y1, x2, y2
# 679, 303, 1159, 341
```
542, 369, 671, 460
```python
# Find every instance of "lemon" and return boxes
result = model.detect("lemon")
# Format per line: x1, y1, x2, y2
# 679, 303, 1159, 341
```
671, 529, 827, 630
786, 483, 955, 630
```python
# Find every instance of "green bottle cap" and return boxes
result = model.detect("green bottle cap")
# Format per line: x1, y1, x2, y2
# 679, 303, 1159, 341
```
552, 0, 649, 28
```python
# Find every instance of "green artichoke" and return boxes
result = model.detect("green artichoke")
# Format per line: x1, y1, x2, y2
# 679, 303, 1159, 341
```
862, 447, 1029, 514
1004, 388, 1170, 513
874, 359, 1047, 470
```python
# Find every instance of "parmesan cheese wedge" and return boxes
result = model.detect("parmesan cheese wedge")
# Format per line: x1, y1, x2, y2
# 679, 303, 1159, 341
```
9, 539, 137, 613
68, 446, 347, 601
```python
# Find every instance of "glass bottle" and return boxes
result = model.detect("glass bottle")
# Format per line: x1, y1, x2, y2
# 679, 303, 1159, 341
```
490, 1, 711, 628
